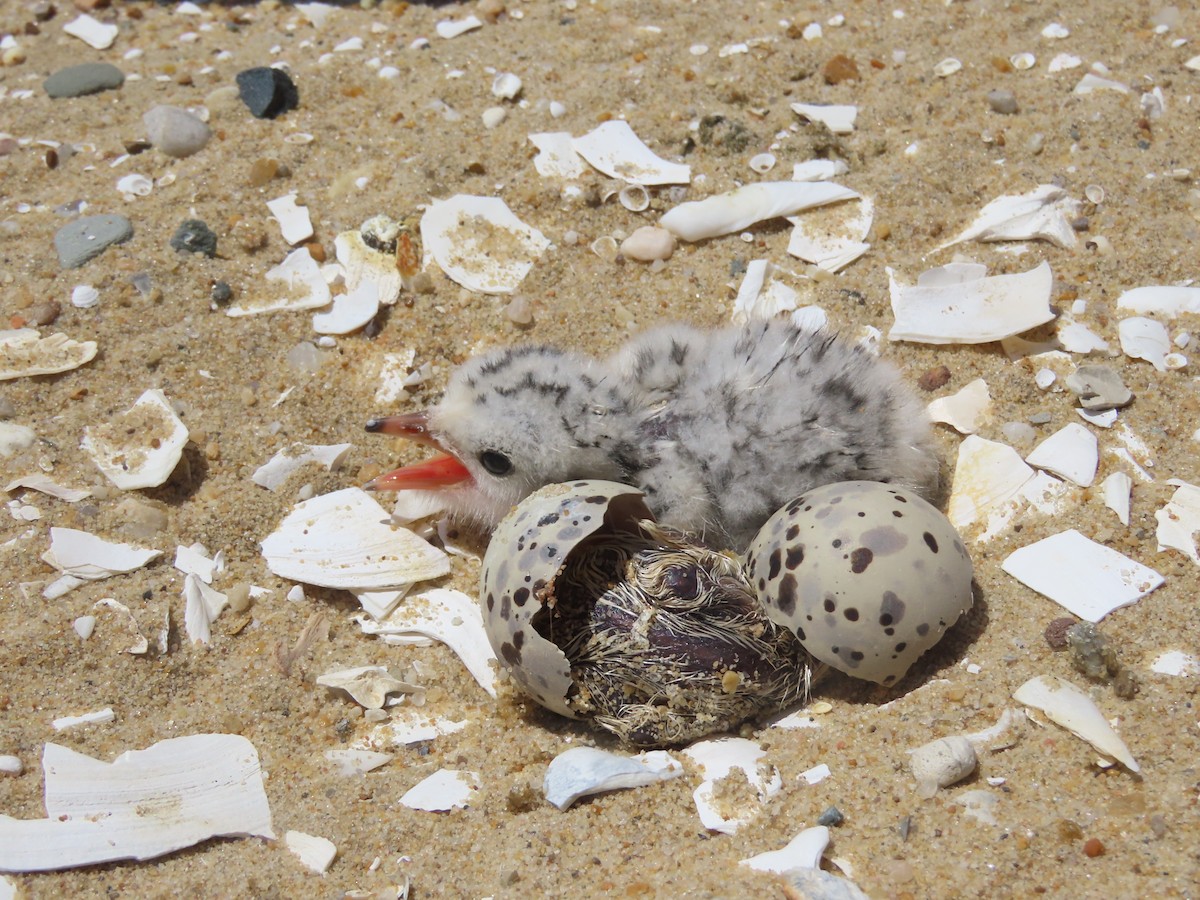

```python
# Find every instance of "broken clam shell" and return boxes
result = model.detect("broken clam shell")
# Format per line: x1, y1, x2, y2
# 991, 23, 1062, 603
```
480, 481, 811, 746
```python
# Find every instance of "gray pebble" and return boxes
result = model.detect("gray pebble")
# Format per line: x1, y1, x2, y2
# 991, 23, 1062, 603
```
0, 397, 15, 419
211, 281, 233, 304
236, 67, 299, 119
986, 89, 1019, 115
54, 214, 134, 269
170, 219, 218, 257
817, 806, 845, 827
1027, 411, 1053, 425
1065, 365, 1133, 410
143, 105, 212, 158
44, 63, 125, 99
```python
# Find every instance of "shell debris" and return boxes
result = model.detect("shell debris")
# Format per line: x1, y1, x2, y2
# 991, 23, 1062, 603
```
419, 195, 549, 294
251, 443, 353, 492
334, 229, 405, 306
183, 573, 228, 645
683, 737, 782, 835
926, 378, 991, 434
571, 121, 690, 185
938, 184, 1081, 249
316, 665, 422, 710
1024, 423, 1099, 487
1118, 317, 1172, 372
400, 769, 479, 812
313, 282, 380, 335
528, 132, 586, 178
285, 831, 337, 875
0, 735, 273, 873
266, 193, 315, 246
0, 329, 97, 380
790, 102, 857, 133
1101, 472, 1133, 526
1155, 479, 1200, 565
1001, 529, 1164, 622
80, 389, 189, 490
227, 247, 331, 317
51, 708, 116, 731
41, 527, 161, 598
1117, 285, 1200, 318
1013, 675, 1139, 772
740, 825, 830, 873
324, 748, 393, 777
543, 746, 683, 811
786, 195, 873, 273
908, 735, 977, 799
661, 181, 858, 242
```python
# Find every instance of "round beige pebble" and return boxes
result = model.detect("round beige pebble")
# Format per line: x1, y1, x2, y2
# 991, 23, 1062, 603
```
619, 226, 676, 262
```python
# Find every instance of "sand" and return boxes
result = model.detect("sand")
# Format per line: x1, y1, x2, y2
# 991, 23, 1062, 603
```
2, 1, 1198, 897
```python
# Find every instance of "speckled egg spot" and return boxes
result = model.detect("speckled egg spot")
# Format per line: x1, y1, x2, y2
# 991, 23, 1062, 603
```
786, 523, 801, 540
850, 547, 873, 573
923, 532, 939, 553
823, 595, 836, 613
863, 525, 908, 555
786, 545, 805, 569
844, 607, 859, 621
776, 573, 797, 616
513, 586, 530, 607
768, 547, 782, 579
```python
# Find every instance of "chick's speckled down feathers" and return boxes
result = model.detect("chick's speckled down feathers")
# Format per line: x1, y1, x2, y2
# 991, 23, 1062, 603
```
369, 320, 939, 549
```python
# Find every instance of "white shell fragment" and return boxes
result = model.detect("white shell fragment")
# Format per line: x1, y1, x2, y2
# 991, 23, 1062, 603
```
0, 735, 274, 873
6, 474, 90, 502
183, 573, 227, 645
324, 748, 393, 777
312, 282, 380, 335
661, 182, 858, 242
359, 589, 497, 697
741, 826, 830, 873
1024, 423, 1098, 487
528, 132, 585, 178
0, 329, 98, 380
790, 102, 857, 133
260, 487, 450, 591
400, 769, 478, 811
909, 736, 978, 799
940, 184, 1081, 249
334, 230, 404, 306
1155, 479, 1200, 565
285, 831, 337, 875
436, 15, 482, 39
1150, 651, 1199, 676
228, 247, 331, 317
42, 527, 161, 597
81, 389, 189, 490
251, 443, 353, 491
317, 666, 420, 709
571, 121, 690, 185
543, 747, 683, 811
1102, 472, 1132, 525
0, 423, 35, 457
420, 195, 550, 294
888, 261, 1055, 344
926, 378, 991, 434
63, 14, 118, 50
1118, 317, 1171, 371
1117, 285, 1200, 318
946, 435, 1036, 530
52, 708, 115, 731
683, 737, 781, 835
1001, 529, 1164, 622
793, 159, 849, 182
266, 193, 314, 245
1013, 675, 1139, 772
787, 196, 873, 273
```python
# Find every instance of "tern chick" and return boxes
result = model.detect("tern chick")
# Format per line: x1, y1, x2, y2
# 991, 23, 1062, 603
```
367, 320, 939, 548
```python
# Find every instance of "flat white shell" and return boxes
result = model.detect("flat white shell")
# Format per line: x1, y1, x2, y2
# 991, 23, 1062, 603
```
1102, 472, 1132, 525
1117, 285, 1200, 318
285, 831, 336, 874
1013, 675, 1139, 772
251, 442, 353, 491
362, 589, 497, 697
926, 378, 991, 434
528, 132, 585, 178
334, 230, 404, 306
0, 735, 273, 873
1057, 321, 1111, 354
260, 487, 450, 591
316, 665, 418, 709
312, 281, 380, 334
1150, 651, 1198, 676
42, 527, 161, 581
741, 826, 830, 873
51, 708, 115, 731
0, 329, 98, 380
1001, 529, 1164, 622
324, 748, 393, 776
435, 15, 482, 39
81, 389, 189, 490
543, 747, 683, 811
227, 247, 331, 317
790, 102, 857, 133
571, 120, 690, 185
732, 260, 804, 325
946, 436, 1036, 530
266, 193, 314, 245
63, 13, 118, 50
400, 769, 478, 811
661, 181, 858, 242
793, 159, 849, 181
683, 737, 782, 835
1118, 316, 1171, 371
183, 573, 227, 645
420, 194, 549, 294
1024, 422, 1098, 487
1155, 479, 1200, 565
939, 184, 1081, 249
888, 261, 1055, 344
786, 195, 872, 273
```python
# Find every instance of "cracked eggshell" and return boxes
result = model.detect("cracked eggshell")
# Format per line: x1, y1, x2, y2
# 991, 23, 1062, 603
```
746, 481, 974, 686
420, 195, 549, 294
480, 481, 654, 718
81, 389, 189, 490
571, 120, 690, 185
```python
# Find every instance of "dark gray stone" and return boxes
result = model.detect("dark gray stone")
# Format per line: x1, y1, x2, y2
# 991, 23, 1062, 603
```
170, 219, 218, 258
54, 214, 134, 269
44, 62, 125, 99
210, 281, 233, 304
236, 67, 299, 119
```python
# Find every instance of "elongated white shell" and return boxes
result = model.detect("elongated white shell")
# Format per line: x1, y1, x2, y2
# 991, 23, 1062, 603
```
480, 481, 654, 718
1013, 675, 1139, 772
660, 181, 858, 242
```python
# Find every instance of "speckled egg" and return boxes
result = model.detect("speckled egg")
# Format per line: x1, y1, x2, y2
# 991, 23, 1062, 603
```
744, 481, 974, 686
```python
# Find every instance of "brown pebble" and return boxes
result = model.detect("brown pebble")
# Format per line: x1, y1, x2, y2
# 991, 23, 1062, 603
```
1083, 837, 1105, 858
45, 148, 58, 169
304, 242, 327, 263
1044, 616, 1076, 649
248, 158, 279, 187
28, 299, 61, 326
822, 54, 860, 85
917, 365, 952, 391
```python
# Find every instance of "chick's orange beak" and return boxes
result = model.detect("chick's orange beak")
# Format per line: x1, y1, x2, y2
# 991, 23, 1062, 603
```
364, 411, 473, 491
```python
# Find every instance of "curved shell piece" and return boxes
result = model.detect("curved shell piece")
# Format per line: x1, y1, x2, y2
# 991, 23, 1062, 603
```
480, 481, 652, 718
746, 481, 973, 686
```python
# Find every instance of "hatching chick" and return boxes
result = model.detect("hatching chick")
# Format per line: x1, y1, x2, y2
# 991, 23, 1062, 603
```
367, 320, 938, 549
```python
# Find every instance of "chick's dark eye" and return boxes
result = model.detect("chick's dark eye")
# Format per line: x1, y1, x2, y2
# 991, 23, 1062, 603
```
479, 450, 513, 476
662, 565, 699, 600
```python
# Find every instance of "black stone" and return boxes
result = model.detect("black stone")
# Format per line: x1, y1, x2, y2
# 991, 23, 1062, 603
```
210, 281, 233, 304
236, 67, 299, 119
170, 219, 218, 258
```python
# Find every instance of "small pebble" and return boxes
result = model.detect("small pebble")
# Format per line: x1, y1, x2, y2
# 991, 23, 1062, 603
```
0, 755, 22, 776
1066, 622, 1120, 681
116, 497, 168, 539
504, 295, 533, 326
1065, 365, 1133, 410
236, 66, 299, 119
170, 219, 218, 257
54, 214, 133, 268
822, 54, 859, 84
73, 615, 97, 640
481, 106, 507, 128
917, 365, 952, 391
1083, 837, 1105, 858
226, 583, 252, 614
1044, 616, 1076, 649
28, 299, 61, 326
44, 62, 125, 98
816, 806, 844, 827
1028, 411, 1053, 425
619, 226, 676, 262
210, 280, 233, 304
143, 105, 212, 158
987, 89, 1020, 114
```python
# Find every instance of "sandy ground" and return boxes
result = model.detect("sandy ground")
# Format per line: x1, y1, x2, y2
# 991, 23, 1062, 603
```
2, 1, 1199, 897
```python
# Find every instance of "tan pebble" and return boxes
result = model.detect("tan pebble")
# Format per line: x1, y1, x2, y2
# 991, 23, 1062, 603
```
1083, 837, 1105, 857
204, 441, 220, 461
28, 300, 61, 326
619, 226, 676, 262
249, 158, 279, 187
226, 583, 252, 614
822, 53, 859, 84
240, 387, 257, 407
304, 242, 326, 263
